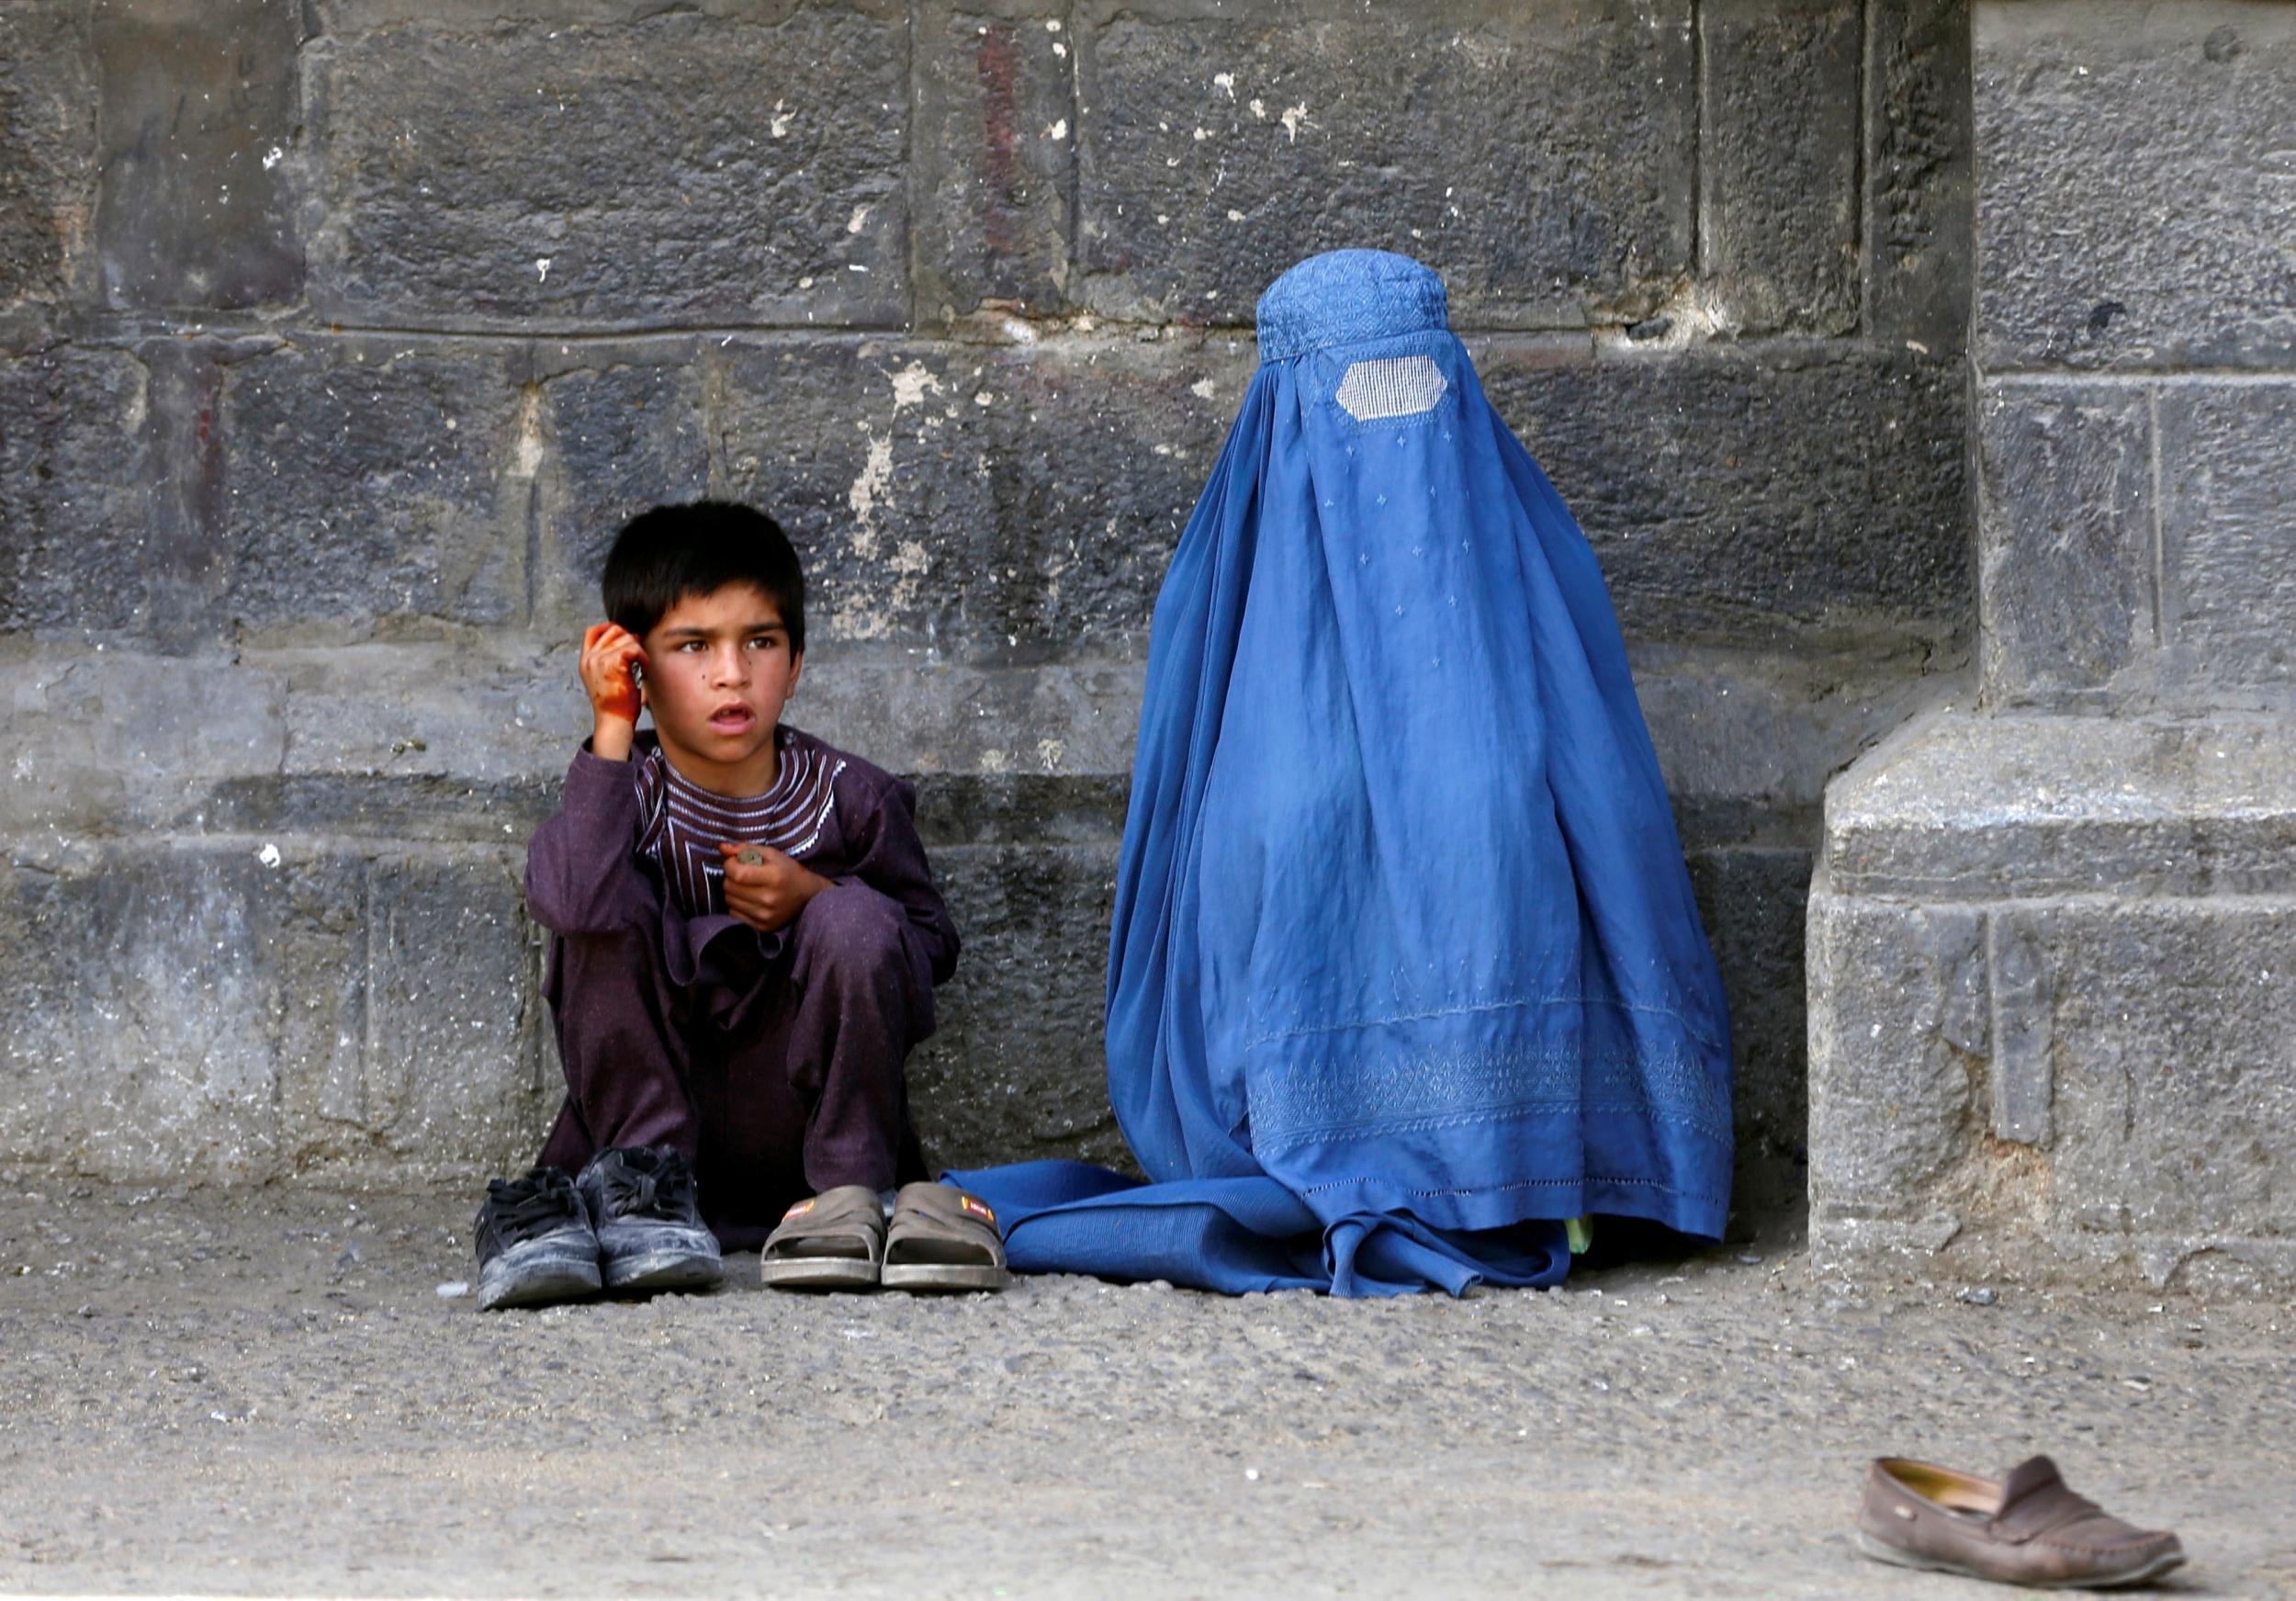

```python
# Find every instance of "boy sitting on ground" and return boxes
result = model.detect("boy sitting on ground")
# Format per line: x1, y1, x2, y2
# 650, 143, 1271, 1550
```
471, 501, 1006, 1309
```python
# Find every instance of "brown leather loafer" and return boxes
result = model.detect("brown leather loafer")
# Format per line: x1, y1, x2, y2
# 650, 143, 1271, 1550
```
1857, 1455, 2186, 1589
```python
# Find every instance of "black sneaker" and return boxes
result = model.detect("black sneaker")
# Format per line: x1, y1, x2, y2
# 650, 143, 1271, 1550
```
473, 1166, 602, 1311
575, 1146, 724, 1295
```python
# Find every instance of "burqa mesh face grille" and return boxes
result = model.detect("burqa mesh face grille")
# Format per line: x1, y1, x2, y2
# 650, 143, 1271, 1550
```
1334, 354, 1450, 421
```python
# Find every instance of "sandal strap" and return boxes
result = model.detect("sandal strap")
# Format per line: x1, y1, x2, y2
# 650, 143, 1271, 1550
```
762, 1184, 885, 1258
886, 1182, 1006, 1262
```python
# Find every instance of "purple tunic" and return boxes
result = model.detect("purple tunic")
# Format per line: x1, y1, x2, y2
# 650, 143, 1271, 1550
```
523, 724, 959, 1247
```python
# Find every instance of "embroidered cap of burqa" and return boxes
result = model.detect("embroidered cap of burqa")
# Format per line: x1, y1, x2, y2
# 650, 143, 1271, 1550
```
948, 250, 1732, 1295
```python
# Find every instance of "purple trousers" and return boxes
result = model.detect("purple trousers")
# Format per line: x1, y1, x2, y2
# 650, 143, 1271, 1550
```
537, 881, 932, 1249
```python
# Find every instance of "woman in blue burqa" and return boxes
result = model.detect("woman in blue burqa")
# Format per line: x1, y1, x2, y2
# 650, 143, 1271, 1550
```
949, 249, 1732, 1296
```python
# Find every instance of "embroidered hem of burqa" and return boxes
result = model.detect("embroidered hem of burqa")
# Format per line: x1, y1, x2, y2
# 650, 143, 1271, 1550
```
950, 250, 1733, 1297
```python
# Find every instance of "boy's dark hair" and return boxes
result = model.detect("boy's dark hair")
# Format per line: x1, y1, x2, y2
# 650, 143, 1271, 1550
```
601, 501, 805, 653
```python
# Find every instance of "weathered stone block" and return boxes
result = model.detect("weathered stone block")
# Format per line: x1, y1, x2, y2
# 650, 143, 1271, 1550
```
1700, 0, 1860, 336
1806, 890, 1986, 1219
0, 651, 287, 835
1976, 382, 2153, 703
1986, 908, 2052, 1144
217, 339, 530, 639
1824, 710, 2296, 904
1631, 643, 1956, 850
0, 346, 152, 636
0, 844, 351, 1183
1865, 0, 1973, 349
1073, 0, 1694, 328
318, 851, 553, 1179
535, 348, 712, 634
707, 333, 1250, 657
1975, 0, 2296, 370
915, 1, 1076, 319
909, 841, 1127, 1171
1815, 702, 2296, 1278
262, 639, 583, 795
2040, 900, 2296, 1252
1813, 876, 2296, 1277
305, 6, 908, 329
2158, 381, 2296, 690
909, 772, 1130, 851
1687, 846, 1811, 1217
1481, 343, 1970, 649
0, 4, 96, 310
795, 654, 1148, 780
91, 0, 303, 311
0, 840, 552, 1186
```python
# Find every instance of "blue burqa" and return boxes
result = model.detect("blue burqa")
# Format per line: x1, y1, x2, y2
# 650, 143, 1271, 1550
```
948, 251, 1732, 1296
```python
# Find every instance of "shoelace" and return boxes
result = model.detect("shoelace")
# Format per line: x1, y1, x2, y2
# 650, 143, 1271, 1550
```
602, 1161, 693, 1222
488, 1175, 580, 1245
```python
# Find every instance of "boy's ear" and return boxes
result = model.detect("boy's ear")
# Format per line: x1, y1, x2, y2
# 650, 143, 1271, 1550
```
788, 651, 803, 695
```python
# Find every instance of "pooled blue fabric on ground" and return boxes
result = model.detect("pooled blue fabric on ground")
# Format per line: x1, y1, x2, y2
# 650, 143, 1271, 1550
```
948, 250, 1732, 1297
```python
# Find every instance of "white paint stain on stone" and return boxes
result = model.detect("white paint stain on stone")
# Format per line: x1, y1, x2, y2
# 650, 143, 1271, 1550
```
256, 842, 281, 869
847, 204, 872, 234
847, 427, 894, 561
836, 400, 941, 641
889, 361, 943, 413
1037, 738, 1065, 772
771, 100, 793, 139
534, 256, 551, 282
511, 387, 545, 478
1213, 73, 1236, 98
1045, 118, 1069, 141
1249, 98, 1267, 120
1191, 378, 1219, 400
979, 749, 1011, 775
1280, 104, 1312, 142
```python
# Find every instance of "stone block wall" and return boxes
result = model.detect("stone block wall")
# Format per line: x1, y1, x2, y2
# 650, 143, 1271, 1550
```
1, 0, 1975, 1212
1808, 2, 2296, 1283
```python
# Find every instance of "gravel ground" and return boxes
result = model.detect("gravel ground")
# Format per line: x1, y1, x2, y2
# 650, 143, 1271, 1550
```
0, 1181, 2288, 1600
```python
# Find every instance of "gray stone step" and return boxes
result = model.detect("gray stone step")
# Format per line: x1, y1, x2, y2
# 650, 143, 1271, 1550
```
0, 638, 1938, 1218
1809, 707, 2296, 1285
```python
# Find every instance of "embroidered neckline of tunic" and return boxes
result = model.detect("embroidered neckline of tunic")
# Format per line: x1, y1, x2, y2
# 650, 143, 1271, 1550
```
632, 729, 844, 917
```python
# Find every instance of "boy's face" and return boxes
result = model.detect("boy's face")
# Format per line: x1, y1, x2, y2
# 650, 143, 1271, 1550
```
638, 581, 803, 784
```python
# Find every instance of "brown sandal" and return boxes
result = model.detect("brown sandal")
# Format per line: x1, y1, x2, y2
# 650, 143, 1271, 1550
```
881, 1182, 1011, 1293
758, 1185, 884, 1291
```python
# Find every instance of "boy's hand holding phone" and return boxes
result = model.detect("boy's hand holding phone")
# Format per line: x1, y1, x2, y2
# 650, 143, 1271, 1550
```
580, 622, 648, 761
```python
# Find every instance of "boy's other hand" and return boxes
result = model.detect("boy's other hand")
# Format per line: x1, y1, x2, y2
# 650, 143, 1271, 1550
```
580, 622, 648, 758
718, 841, 829, 934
